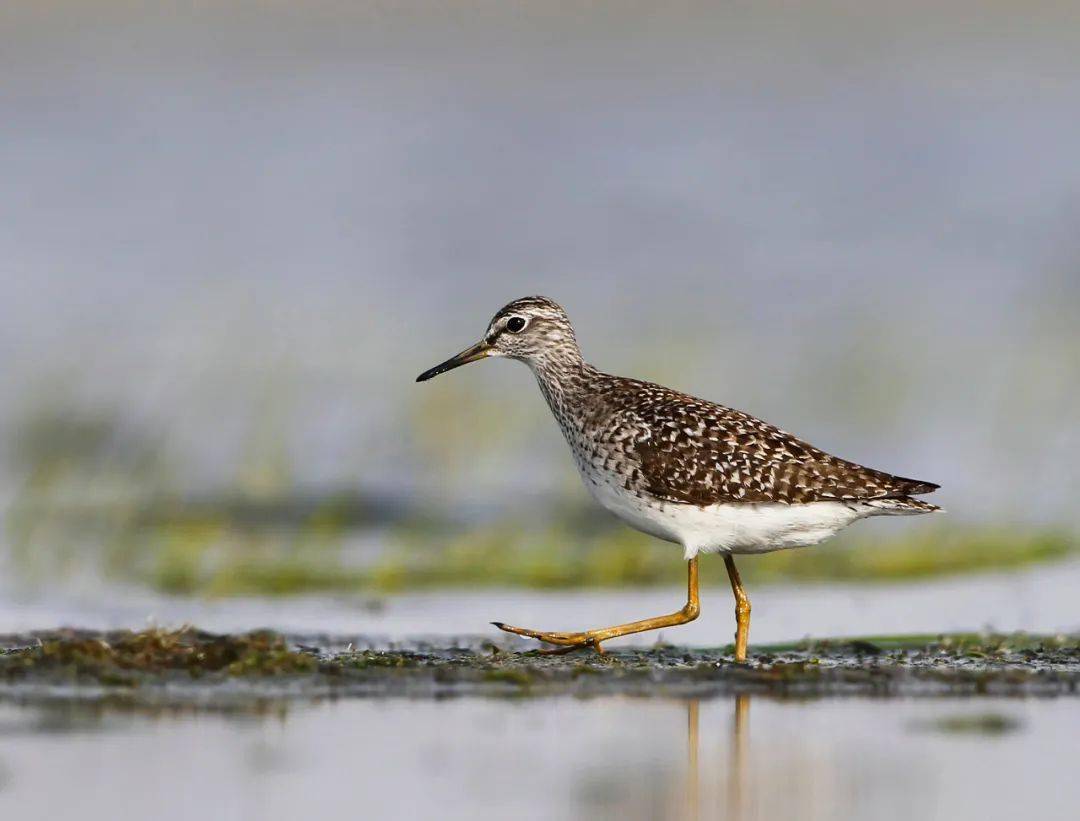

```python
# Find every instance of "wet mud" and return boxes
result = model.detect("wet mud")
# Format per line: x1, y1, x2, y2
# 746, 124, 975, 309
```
0, 628, 1077, 708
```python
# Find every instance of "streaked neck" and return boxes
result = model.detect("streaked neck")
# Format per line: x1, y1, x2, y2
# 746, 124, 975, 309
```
528, 346, 598, 420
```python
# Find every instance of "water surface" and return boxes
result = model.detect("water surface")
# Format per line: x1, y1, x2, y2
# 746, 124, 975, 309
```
0, 694, 1073, 820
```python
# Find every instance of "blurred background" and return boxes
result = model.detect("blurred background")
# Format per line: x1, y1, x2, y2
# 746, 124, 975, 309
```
1, 0, 1078, 613
3, 4, 1080, 821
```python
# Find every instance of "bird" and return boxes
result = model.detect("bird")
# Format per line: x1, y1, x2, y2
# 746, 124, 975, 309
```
416, 296, 940, 661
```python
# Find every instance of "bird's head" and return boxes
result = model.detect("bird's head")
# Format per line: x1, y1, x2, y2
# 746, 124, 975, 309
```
416, 296, 579, 382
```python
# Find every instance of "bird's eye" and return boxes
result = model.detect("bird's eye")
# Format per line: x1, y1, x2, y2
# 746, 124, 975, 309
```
506, 316, 527, 333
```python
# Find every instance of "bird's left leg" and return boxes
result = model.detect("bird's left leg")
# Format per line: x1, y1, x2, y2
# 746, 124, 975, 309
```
493, 558, 700, 653
724, 554, 752, 663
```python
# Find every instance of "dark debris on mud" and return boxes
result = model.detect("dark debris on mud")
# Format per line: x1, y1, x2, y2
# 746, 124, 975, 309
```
0, 628, 1078, 707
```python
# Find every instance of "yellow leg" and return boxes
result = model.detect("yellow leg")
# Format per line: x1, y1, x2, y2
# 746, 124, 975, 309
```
724, 554, 751, 662
494, 557, 700, 653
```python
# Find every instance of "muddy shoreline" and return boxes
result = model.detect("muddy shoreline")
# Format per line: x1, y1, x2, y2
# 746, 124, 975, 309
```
0, 628, 1077, 707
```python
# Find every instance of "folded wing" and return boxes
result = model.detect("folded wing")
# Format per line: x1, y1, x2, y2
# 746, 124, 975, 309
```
604, 385, 938, 507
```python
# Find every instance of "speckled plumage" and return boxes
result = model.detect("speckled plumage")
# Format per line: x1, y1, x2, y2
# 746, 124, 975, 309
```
552, 372, 938, 508
420, 295, 940, 557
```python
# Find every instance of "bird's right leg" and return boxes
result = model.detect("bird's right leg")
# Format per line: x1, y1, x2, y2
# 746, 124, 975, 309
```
493, 558, 700, 653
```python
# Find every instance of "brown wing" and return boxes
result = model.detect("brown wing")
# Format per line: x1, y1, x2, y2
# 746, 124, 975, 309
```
597, 381, 938, 506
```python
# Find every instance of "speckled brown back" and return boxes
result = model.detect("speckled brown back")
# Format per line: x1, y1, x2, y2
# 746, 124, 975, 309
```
565, 374, 939, 507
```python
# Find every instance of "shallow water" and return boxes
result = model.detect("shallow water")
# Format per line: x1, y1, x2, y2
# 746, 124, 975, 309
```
0, 566, 1077, 818
3, 559, 1078, 649
0, 694, 1075, 821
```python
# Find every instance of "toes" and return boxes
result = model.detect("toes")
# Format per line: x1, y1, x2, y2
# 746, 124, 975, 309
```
493, 622, 542, 639
536, 631, 577, 642
541, 639, 604, 656
538, 644, 587, 656
491, 622, 588, 647
533, 633, 579, 646
493, 622, 559, 642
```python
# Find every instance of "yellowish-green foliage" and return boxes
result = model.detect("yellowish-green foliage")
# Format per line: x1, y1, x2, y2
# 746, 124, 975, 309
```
369, 524, 1076, 592
738, 527, 1074, 584
5, 422, 1076, 598
7, 505, 1077, 596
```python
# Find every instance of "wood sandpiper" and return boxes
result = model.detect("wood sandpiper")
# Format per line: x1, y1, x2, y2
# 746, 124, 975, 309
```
417, 296, 940, 661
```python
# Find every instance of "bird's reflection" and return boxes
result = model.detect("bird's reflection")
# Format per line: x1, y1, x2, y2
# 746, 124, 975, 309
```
686, 700, 700, 820
730, 694, 750, 819
684, 694, 750, 821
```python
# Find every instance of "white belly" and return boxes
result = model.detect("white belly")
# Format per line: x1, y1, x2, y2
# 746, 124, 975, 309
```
584, 475, 867, 559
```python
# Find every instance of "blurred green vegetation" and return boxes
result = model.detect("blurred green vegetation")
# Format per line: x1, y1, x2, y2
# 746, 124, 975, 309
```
6, 495, 1075, 596
364, 523, 1076, 593
4, 397, 1077, 597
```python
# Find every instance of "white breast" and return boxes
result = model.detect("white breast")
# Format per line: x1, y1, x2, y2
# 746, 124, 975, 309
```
583, 472, 867, 559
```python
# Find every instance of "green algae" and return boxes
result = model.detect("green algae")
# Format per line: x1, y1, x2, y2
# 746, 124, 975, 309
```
754, 631, 1075, 656
481, 669, 535, 687
914, 712, 1024, 736
340, 651, 424, 669
0, 629, 1078, 706
0, 628, 317, 688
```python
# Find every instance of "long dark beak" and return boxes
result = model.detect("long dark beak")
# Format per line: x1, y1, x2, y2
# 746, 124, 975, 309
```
416, 340, 493, 382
